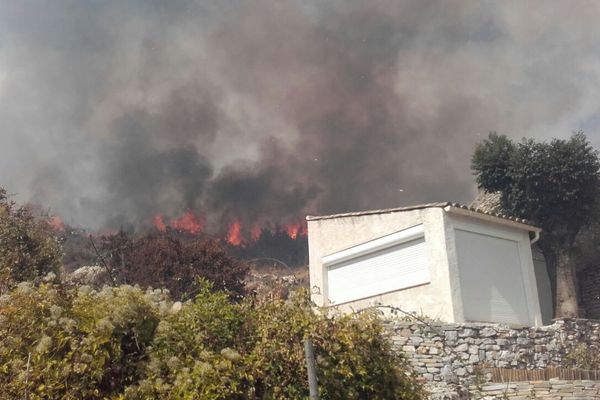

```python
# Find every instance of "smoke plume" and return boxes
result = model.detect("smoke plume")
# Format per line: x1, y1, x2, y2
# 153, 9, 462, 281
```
2, 1, 600, 230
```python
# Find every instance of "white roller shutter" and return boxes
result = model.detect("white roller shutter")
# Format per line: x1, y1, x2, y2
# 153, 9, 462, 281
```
455, 229, 530, 325
324, 225, 430, 305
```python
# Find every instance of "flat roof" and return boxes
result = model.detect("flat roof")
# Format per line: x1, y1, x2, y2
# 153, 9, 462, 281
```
306, 202, 540, 232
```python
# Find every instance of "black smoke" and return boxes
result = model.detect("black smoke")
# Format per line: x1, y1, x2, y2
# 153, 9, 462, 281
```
2, 1, 600, 230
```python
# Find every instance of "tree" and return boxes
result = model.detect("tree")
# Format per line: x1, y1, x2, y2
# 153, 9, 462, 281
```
100, 232, 248, 301
472, 132, 600, 318
0, 187, 62, 293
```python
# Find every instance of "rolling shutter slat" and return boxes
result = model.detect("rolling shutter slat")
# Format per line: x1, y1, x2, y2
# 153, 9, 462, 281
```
327, 237, 430, 305
455, 229, 530, 325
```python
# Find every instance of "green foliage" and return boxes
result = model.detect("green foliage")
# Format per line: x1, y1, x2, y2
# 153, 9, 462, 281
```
0, 282, 167, 399
0, 188, 62, 293
0, 279, 423, 399
313, 310, 422, 399
564, 343, 600, 370
472, 132, 600, 317
126, 285, 424, 400
472, 132, 600, 245
125, 281, 249, 399
471, 132, 516, 193
572, 212, 600, 271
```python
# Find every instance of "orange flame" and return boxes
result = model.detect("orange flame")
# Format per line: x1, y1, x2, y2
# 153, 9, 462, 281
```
170, 211, 203, 234
47, 215, 65, 232
152, 211, 203, 234
250, 223, 262, 241
151, 212, 307, 243
227, 220, 243, 246
283, 220, 307, 240
152, 214, 167, 232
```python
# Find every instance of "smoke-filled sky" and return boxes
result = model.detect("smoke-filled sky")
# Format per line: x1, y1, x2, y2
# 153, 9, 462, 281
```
2, 1, 600, 230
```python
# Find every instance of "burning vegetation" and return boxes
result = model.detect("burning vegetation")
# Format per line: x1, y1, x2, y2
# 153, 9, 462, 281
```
52, 208, 309, 293
151, 210, 307, 246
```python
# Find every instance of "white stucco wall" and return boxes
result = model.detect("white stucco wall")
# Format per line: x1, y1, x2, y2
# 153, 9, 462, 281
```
308, 207, 457, 322
446, 213, 543, 326
308, 205, 544, 326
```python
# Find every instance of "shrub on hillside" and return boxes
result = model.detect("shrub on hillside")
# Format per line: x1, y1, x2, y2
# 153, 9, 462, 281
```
0, 188, 62, 293
0, 282, 169, 399
0, 280, 423, 400
99, 232, 248, 300
125, 283, 424, 400
124, 281, 249, 399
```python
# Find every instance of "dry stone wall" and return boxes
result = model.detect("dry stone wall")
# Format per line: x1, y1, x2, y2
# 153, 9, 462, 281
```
470, 379, 600, 399
385, 319, 600, 385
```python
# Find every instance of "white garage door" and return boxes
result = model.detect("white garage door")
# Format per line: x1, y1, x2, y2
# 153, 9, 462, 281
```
455, 229, 530, 325
325, 226, 430, 305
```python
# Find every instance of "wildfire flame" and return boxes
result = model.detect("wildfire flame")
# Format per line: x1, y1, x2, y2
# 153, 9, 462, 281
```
152, 211, 203, 235
170, 211, 203, 234
151, 212, 307, 245
152, 215, 167, 232
283, 221, 307, 240
47, 215, 65, 232
225, 218, 307, 246
250, 223, 262, 241
227, 220, 243, 246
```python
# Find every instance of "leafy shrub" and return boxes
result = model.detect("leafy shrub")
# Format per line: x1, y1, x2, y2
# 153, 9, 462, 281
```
124, 281, 249, 399
0, 188, 62, 293
564, 343, 600, 370
0, 282, 168, 399
126, 283, 424, 400
245, 292, 423, 400
1, 279, 423, 399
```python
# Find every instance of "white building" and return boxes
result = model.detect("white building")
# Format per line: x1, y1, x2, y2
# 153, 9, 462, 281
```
307, 202, 549, 327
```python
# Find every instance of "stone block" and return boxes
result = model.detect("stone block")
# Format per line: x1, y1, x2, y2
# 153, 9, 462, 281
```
454, 343, 468, 352
410, 336, 423, 345
459, 328, 475, 337
516, 337, 531, 345
480, 327, 497, 337
484, 344, 500, 351
468, 354, 480, 363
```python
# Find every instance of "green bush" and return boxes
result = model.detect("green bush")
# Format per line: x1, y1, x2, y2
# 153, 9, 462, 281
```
125, 282, 248, 399
564, 343, 600, 370
1, 280, 423, 400
245, 292, 423, 400
126, 283, 424, 400
0, 282, 167, 399
0, 188, 62, 293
